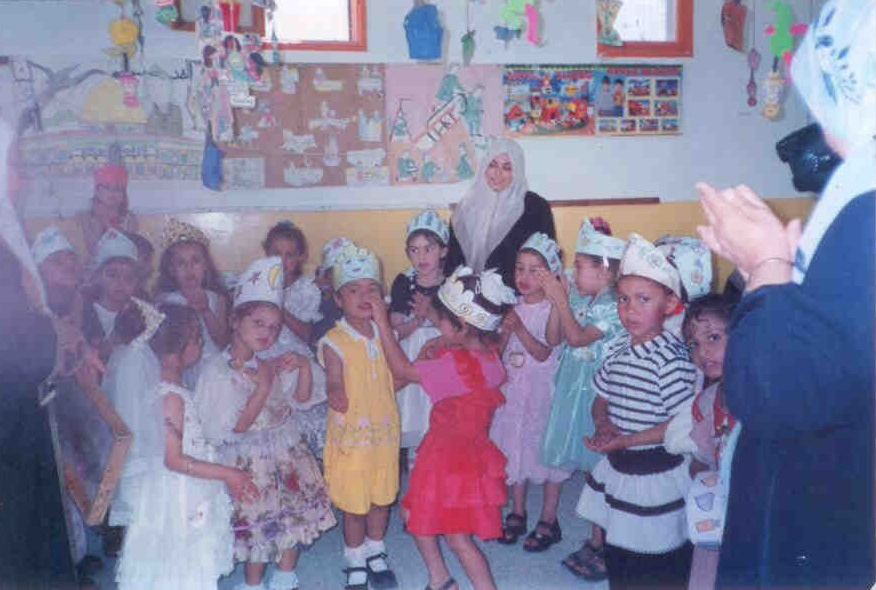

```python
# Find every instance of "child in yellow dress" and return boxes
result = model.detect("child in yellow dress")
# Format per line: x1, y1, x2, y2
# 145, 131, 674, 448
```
317, 244, 400, 590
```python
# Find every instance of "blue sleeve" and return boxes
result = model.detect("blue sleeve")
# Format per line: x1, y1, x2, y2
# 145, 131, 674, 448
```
723, 194, 875, 437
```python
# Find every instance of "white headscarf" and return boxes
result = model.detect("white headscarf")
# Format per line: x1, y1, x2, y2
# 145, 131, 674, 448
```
451, 138, 529, 272
790, 0, 876, 282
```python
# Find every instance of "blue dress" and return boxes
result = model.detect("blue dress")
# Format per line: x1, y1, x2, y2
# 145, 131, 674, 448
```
541, 286, 623, 471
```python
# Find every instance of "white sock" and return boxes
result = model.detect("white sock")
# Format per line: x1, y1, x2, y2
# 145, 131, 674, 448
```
269, 569, 299, 590
344, 544, 368, 586
364, 537, 389, 572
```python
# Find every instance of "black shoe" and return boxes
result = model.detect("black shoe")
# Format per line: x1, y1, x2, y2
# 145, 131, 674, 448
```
366, 553, 398, 590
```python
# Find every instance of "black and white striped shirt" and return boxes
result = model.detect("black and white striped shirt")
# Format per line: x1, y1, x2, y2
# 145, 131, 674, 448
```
593, 331, 696, 439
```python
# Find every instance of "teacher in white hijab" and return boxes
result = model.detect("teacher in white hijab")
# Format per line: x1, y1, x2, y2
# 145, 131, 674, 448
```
696, 0, 875, 587
445, 138, 556, 288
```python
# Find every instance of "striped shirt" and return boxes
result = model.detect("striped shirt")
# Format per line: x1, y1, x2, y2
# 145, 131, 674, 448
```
593, 331, 696, 440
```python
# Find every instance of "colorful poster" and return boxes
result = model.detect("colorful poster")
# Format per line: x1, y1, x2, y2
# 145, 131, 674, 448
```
504, 64, 682, 137
218, 64, 389, 188
384, 64, 503, 185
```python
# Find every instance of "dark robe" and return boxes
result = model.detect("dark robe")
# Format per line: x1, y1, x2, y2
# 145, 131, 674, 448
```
445, 191, 556, 289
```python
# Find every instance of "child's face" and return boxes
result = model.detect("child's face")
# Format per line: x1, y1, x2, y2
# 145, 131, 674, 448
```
406, 234, 446, 278
234, 303, 281, 352
98, 258, 138, 308
39, 250, 80, 291
616, 275, 678, 345
574, 254, 610, 296
437, 313, 466, 344
267, 235, 306, 282
685, 313, 728, 381
93, 184, 126, 226
169, 242, 207, 292
335, 278, 381, 322
485, 153, 513, 192
514, 250, 547, 299
181, 321, 204, 367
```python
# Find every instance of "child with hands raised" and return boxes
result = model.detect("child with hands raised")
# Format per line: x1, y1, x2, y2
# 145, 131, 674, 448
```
197, 257, 335, 590
370, 265, 516, 590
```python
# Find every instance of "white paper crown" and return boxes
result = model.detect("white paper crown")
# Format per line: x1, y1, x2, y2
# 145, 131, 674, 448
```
655, 235, 713, 302
319, 236, 354, 273
32, 226, 75, 265
619, 233, 682, 297
406, 208, 450, 244
96, 228, 138, 267
332, 244, 381, 289
234, 256, 285, 308
575, 218, 626, 260
521, 232, 562, 274
437, 266, 517, 331
130, 297, 166, 346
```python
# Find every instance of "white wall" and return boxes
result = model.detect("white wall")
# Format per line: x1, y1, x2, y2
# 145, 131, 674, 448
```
1, 0, 819, 216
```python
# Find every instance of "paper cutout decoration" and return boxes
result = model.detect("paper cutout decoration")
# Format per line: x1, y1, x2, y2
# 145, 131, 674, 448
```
404, 1, 444, 60
495, 0, 543, 46
746, 48, 761, 106
721, 1, 747, 52
761, 70, 784, 119
764, 1, 807, 74
597, 0, 624, 47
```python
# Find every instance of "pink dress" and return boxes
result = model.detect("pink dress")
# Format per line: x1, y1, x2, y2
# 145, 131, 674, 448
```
490, 297, 569, 484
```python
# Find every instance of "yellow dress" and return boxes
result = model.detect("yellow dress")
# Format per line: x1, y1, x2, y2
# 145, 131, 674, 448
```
318, 319, 400, 514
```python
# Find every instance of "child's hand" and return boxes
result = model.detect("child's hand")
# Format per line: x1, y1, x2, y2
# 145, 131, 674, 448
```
247, 358, 277, 389
274, 351, 305, 374
537, 269, 568, 304
585, 421, 622, 452
366, 292, 388, 324
183, 287, 209, 312
225, 468, 259, 501
501, 309, 522, 334
410, 291, 431, 321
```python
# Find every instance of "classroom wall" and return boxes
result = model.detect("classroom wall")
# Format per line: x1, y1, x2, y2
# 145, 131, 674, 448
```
25, 196, 814, 291
1, 0, 821, 218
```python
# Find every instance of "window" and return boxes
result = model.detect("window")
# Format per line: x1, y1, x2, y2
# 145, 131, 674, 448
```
598, 0, 693, 58
171, 0, 367, 51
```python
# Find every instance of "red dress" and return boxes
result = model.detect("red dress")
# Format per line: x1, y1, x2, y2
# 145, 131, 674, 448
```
401, 347, 508, 538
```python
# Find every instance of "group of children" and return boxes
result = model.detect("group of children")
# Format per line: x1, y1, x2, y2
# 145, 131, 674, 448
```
34, 202, 738, 590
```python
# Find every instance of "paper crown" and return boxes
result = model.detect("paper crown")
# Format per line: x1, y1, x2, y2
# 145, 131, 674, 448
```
234, 256, 284, 309
655, 235, 713, 302
94, 163, 128, 187
319, 236, 354, 272
96, 228, 138, 267
32, 226, 75, 265
619, 233, 682, 297
130, 297, 166, 347
406, 208, 449, 244
521, 232, 562, 274
160, 218, 210, 250
575, 218, 626, 260
332, 244, 381, 289
437, 266, 517, 331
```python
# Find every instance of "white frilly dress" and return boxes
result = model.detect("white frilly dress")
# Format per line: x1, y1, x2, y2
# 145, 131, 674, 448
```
116, 382, 234, 590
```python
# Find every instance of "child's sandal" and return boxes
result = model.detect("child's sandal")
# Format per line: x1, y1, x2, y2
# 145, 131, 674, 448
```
365, 552, 398, 590
523, 519, 562, 552
496, 511, 528, 545
343, 566, 369, 590
562, 541, 607, 581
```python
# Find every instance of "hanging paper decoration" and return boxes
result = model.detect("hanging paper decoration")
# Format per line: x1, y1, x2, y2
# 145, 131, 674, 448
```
154, 0, 179, 26
721, 0, 747, 52
764, 1, 807, 74
117, 71, 139, 107
495, 0, 543, 46
461, 0, 476, 66
404, 1, 444, 60
746, 48, 761, 106
597, 0, 623, 47
218, 0, 241, 32
761, 70, 784, 119
106, 16, 140, 60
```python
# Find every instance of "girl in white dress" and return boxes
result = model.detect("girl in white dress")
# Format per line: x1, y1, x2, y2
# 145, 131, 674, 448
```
117, 302, 257, 590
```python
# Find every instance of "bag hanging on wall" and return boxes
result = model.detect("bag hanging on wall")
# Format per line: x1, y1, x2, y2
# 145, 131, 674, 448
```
201, 123, 224, 191
404, 1, 443, 60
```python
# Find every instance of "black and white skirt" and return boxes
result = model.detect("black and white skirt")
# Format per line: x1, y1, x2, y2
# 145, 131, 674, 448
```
577, 446, 691, 554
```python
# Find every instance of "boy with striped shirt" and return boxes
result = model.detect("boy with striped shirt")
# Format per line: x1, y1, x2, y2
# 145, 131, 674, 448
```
576, 233, 697, 590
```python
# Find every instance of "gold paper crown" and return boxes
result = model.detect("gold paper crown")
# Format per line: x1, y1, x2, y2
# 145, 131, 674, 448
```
160, 218, 210, 250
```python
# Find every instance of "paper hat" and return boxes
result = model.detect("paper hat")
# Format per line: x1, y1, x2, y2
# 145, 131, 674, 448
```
160, 218, 210, 250
95, 228, 138, 267
575, 218, 626, 260
437, 266, 517, 331
619, 233, 682, 297
655, 235, 713, 302
319, 236, 354, 273
233, 256, 284, 308
332, 244, 381, 290
406, 208, 450, 244
31, 226, 75, 265
94, 163, 128, 187
130, 297, 166, 347
520, 232, 562, 274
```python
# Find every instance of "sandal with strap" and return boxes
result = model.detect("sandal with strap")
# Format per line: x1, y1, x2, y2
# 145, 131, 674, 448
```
343, 566, 369, 590
523, 519, 562, 553
562, 541, 608, 581
496, 511, 528, 545
365, 552, 398, 590
424, 577, 457, 590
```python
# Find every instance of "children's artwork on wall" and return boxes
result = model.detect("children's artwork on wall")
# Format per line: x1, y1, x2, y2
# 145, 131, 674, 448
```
504, 64, 683, 137
218, 64, 389, 188
384, 63, 503, 185
495, 0, 544, 46
3, 56, 207, 188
